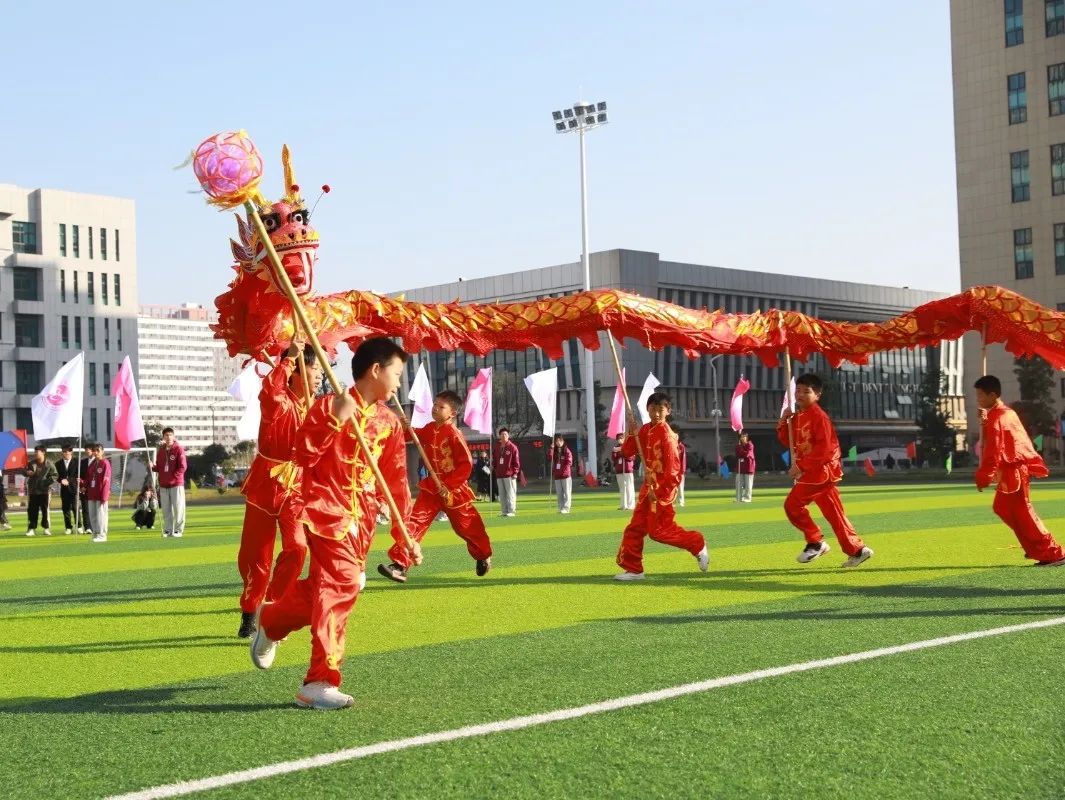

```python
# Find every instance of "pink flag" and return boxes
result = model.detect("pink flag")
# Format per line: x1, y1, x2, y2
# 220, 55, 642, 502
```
607, 368, 627, 438
729, 376, 751, 432
112, 355, 146, 450
463, 367, 493, 435
780, 376, 796, 417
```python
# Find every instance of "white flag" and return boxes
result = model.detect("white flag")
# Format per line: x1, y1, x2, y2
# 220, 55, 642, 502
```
408, 363, 434, 429
635, 372, 661, 425
32, 353, 85, 440
523, 367, 558, 438
228, 363, 264, 442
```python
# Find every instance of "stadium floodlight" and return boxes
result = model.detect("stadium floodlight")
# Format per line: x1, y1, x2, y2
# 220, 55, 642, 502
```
548, 99, 609, 476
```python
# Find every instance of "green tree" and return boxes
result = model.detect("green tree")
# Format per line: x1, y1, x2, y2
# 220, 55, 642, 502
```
492, 370, 537, 439
1012, 356, 1056, 436
916, 367, 954, 466
144, 422, 164, 449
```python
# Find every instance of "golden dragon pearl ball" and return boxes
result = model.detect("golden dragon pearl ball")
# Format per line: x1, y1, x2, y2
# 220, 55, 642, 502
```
192, 131, 264, 204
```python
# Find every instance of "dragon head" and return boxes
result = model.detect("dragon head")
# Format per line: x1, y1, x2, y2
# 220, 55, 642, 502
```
229, 145, 319, 296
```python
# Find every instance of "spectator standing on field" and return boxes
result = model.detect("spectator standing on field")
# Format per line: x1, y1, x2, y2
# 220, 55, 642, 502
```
153, 427, 187, 538
494, 427, 520, 517
735, 431, 755, 503
24, 445, 58, 537
612, 433, 636, 510
551, 434, 573, 514
86, 443, 112, 543
55, 444, 79, 534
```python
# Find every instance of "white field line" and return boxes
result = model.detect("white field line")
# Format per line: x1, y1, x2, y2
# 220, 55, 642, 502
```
108, 615, 1065, 800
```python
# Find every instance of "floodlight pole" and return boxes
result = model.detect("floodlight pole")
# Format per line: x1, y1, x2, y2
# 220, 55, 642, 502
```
577, 122, 597, 482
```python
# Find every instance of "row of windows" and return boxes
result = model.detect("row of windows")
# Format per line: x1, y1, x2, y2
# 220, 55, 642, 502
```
58, 224, 120, 262
1005, 0, 1065, 46
59, 316, 124, 352
11, 222, 37, 254
1006, 64, 1065, 124
1009, 144, 1065, 201
1012, 223, 1065, 278
59, 269, 122, 306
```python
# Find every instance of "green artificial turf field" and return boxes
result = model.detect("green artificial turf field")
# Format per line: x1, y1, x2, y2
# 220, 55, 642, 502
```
0, 482, 1063, 799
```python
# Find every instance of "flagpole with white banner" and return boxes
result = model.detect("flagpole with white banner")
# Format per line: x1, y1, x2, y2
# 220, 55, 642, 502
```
523, 367, 558, 493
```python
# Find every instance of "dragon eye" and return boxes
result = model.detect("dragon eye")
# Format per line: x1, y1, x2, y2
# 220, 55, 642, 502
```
290, 209, 310, 225
261, 213, 281, 232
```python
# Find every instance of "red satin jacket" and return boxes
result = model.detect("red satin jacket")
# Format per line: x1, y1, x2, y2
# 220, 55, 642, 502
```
776, 403, 843, 485
242, 356, 308, 516
975, 401, 1049, 492
622, 421, 681, 505
413, 422, 476, 507
295, 389, 411, 558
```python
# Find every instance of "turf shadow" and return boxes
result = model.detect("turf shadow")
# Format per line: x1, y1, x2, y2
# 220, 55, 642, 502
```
0, 685, 292, 715
0, 634, 240, 656
0, 581, 239, 609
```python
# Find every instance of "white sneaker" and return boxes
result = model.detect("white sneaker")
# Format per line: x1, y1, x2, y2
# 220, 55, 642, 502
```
696, 547, 710, 572
842, 546, 874, 569
162, 531, 172, 538
250, 605, 278, 669
91, 534, 107, 543
76, 527, 84, 534
135, 526, 142, 530
797, 541, 830, 563
0, 523, 10, 531
614, 571, 646, 581
171, 531, 183, 538
64, 528, 73, 535
358, 570, 367, 592
560, 509, 570, 515
25, 530, 34, 537
505, 512, 516, 517
42, 529, 51, 537
295, 681, 354, 710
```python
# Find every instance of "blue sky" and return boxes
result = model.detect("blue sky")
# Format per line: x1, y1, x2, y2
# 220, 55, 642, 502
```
3, 1, 960, 306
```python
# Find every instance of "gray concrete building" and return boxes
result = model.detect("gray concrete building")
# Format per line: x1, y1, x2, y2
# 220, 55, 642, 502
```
950, 0, 1065, 430
399, 249, 964, 476
0, 184, 139, 445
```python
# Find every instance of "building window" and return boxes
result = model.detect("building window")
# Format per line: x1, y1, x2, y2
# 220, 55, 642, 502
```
73, 271, 79, 303
88, 318, 96, 350
72, 225, 80, 258
61, 316, 69, 349
1049, 0, 1065, 35
100, 228, 107, 261
11, 221, 38, 254
1008, 72, 1028, 123
90, 408, 98, 440
114, 274, 122, 305
12, 268, 40, 301
15, 362, 43, 395
1014, 227, 1034, 278
1059, 302, 1065, 311
59, 223, 67, 257
1011, 150, 1031, 201
1006, 0, 1025, 45
115, 229, 120, 262
60, 269, 66, 302
1056, 223, 1065, 274
87, 273, 95, 304
117, 319, 123, 350
1049, 63, 1065, 115
15, 315, 42, 348
104, 318, 110, 350
88, 226, 94, 259
15, 408, 31, 431
74, 316, 82, 349
1053, 143, 1065, 195
103, 362, 111, 395
89, 362, 97, 396
102, 274, 109, 306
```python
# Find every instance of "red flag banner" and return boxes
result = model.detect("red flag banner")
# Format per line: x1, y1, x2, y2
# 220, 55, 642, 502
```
863, 458, 877, 477
906, 442, 917, 460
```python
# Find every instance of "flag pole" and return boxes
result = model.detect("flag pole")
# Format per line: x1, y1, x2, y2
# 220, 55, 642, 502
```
243, 199, 419, 560
117, 451, 128, 509
74, 437, 82, 533
605, 335, 647, 466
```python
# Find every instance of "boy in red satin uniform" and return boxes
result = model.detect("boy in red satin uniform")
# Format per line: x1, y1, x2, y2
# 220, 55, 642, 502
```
378, 390, 493, 583
235, 343, 322, 639
251, 338, 417, 710
615, 392, 708, 581
974, 374, 1064, 566
777, 373, 873, 568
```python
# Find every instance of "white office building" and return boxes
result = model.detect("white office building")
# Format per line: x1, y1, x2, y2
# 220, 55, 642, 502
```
137, 304, 247, 451
0, 184, 139, 445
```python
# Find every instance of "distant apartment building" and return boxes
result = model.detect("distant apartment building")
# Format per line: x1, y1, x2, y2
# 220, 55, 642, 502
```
0, 184, 139, 445
137, 304, 246, 451
950, 0, 1065, 429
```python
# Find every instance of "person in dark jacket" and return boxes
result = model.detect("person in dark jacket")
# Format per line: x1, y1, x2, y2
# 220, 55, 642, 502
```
25, 446, 58, 536
55, 444, 79, 534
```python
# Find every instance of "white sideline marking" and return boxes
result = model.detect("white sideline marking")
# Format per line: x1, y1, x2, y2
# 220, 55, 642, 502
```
108, 616, 1065, 800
